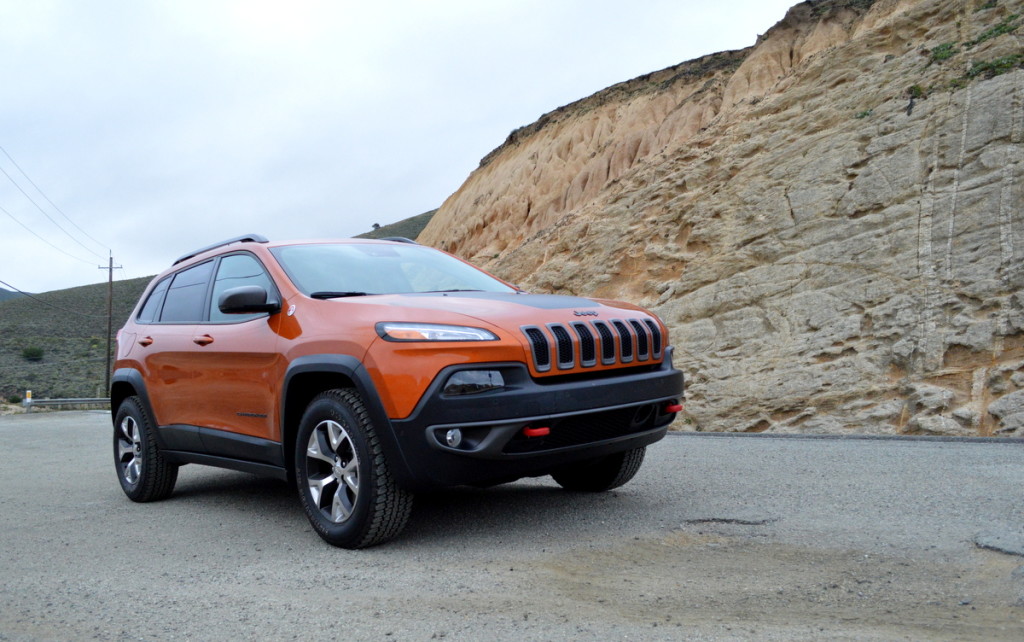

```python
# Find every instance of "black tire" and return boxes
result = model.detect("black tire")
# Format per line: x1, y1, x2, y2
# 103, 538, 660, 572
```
294, 389, 413, 548
551, 447, 646, 492
113, 396, 178, 502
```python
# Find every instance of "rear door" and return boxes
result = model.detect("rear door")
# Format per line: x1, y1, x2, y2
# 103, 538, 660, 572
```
137, 260, 212, 427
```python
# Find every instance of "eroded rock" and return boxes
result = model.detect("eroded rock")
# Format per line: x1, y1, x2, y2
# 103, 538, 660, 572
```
419, 0, 1024, 436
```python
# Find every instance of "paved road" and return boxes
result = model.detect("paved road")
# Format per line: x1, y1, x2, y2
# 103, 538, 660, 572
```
1, 411, 1022, 640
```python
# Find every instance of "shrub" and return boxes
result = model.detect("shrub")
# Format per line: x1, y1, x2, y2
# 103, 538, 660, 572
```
966, 15, 1020, 47
21, 346, 43, 362
930, 42, 959, 63
968, 54, 1024, 78
7, 394, 22, 404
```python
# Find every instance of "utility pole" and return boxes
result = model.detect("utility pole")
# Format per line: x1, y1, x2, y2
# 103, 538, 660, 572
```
99, 253, 121, 394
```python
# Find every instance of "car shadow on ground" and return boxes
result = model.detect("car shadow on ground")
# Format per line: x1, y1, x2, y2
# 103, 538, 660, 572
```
164, 467, 647, 548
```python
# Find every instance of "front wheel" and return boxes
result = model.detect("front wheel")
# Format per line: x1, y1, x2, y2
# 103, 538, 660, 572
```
551, 447, 646, 492
294, 389, 413, 548
113, 396, 178, 501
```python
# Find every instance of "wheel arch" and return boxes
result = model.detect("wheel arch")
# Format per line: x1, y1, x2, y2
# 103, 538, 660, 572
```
110, 368, 157, 430
281, 355, 414, 488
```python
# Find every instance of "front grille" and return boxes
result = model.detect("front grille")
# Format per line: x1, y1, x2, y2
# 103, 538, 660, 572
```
593, 321, 616, 364
522, 317, 662, 373
523, 327, 550, 372
612, 320, 633, 362
571, 322, 597, 367
644, 319, 663, 359
630, 319, 650, 361
549, 324, 575, 369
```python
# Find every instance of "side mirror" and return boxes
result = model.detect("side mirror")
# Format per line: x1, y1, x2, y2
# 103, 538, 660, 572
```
218, 285, 281, 314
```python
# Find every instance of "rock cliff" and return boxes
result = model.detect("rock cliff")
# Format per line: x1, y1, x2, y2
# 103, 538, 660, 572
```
418, 0, 1024, 436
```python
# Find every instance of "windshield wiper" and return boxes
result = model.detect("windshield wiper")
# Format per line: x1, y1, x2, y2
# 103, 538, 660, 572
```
426, 289, 485, 293
310, 291, 371, 299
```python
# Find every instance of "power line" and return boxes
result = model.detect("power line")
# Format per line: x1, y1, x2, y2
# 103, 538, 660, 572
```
0, 145, 109, 255
0, 159, 106, 260
0, 278, 107, 318
0, 203, 96, 265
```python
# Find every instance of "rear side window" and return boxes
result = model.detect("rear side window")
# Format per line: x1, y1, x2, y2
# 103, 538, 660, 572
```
159, 261, 214, 323
136, 276, 171, 323
208, 254, 276, 323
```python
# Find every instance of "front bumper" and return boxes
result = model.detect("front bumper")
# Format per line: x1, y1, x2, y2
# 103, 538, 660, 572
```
388, 347, 684, 489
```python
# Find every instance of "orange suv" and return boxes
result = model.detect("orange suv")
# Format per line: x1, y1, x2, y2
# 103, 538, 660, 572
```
111, 234, 684, 547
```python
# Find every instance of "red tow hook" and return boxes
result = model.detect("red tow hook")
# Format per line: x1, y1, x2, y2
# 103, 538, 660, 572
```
664, 403, 683, 413
523, 426, 550, 438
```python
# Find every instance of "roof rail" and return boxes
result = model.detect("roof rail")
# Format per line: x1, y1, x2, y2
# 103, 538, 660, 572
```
174, 234, 269, 265
380, 237, 419, 245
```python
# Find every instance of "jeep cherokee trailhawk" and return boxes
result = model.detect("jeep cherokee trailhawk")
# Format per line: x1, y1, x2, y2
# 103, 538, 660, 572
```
111, 234, 684, 548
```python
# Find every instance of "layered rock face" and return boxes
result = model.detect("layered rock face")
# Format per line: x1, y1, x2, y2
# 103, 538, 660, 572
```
419, 0, 1024, 436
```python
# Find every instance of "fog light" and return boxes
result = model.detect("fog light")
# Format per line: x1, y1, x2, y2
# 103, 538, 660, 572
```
445, 429, 463, 448
443, 370, 504, 395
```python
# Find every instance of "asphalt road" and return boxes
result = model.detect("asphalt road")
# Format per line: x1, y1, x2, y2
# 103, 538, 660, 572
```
1, 411, 1022, 641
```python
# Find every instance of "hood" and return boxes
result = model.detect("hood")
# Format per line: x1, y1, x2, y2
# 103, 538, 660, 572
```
362, 291, 648, 327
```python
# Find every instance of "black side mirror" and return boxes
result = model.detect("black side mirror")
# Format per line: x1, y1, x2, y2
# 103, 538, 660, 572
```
218, 285, 281, 314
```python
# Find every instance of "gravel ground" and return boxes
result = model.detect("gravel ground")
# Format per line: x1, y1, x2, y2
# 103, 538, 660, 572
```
1, 411, 1022, 640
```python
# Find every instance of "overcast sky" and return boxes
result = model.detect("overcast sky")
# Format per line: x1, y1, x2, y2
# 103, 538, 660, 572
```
0, 0, 795, 293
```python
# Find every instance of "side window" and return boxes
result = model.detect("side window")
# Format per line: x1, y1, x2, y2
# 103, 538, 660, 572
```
209, 254, 276, 323
136, 276, 171, 323
159, 261, 214, 323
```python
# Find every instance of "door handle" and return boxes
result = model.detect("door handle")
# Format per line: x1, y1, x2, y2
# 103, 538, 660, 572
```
138, 336, 154, 347
193, 334, 214, 346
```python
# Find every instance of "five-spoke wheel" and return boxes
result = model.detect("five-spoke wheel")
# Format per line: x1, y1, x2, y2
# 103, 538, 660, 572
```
304, 419, 361, 523
112, 396, 178, 502
116, 413, 144, 486
295, 389, 412, 548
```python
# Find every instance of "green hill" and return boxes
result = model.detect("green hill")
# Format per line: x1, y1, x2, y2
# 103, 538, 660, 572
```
0, 287, 26, 303
0, 277, 151, 400
356, 209, 437, 241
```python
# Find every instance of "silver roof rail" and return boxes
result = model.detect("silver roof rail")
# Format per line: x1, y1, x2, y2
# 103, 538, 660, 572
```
174, 234, 269, 265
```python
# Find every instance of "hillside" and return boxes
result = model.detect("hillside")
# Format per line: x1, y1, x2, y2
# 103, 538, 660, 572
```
0, 277, 151, 399
0, 287, 26, 303
356, 209, 437, 240
419, 0, 1024, 436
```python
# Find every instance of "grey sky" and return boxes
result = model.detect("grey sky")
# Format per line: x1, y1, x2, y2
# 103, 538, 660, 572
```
0, 0, 795, 293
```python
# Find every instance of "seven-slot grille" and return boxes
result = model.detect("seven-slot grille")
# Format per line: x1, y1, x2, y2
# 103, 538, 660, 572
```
522, 318, 663, 373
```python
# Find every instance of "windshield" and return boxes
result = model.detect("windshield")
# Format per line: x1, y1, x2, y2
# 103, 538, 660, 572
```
270, 243, 516, 297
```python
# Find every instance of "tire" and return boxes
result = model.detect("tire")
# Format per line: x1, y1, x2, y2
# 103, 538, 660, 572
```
551, 447, 646, 492
294, 389, 413, 548
113, 396, 178, 502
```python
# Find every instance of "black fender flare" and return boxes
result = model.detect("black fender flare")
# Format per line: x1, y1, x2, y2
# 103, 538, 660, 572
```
282, 355, 416, 489
109, 368, 164, 447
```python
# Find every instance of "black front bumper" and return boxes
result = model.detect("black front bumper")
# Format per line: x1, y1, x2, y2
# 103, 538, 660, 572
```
388, 348, 684, 490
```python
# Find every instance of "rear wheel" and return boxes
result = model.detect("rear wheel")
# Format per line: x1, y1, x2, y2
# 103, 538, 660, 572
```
294, 389, 413, 548
113, 396, 178, 501
551, 447, 646, 492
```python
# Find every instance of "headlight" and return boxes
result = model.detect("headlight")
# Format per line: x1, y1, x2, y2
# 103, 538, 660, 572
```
375, 322, 498, 342
443, 370, 505, 395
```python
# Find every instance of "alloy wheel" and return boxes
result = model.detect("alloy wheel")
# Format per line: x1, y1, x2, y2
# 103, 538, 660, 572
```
304, 419, 360, 523
116, 415, 143, 485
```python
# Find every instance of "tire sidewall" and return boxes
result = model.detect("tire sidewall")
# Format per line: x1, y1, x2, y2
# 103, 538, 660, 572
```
294, 392, 377, 547
113, 397, 149, 501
